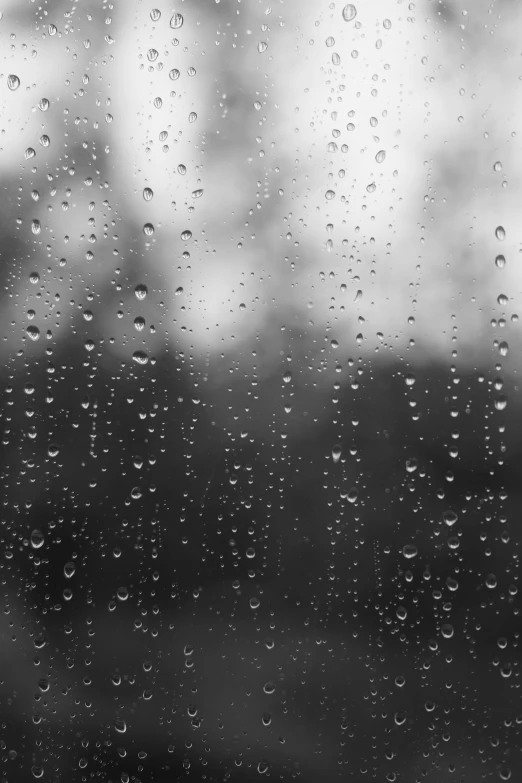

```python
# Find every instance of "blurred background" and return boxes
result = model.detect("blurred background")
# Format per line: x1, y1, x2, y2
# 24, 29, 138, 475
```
1, 0, 521, 780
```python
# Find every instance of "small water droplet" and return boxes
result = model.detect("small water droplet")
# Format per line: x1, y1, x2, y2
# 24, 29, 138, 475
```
495, 254, 506, 269
31, 219, 41, 235
497, 293, 508, 306
7, 74, 20, 91
175, 286, 184, 296
147, 48, 159, 62
375, 149, 386, 164
495, 225, 506, 241
29, 271, 40, 284
192, 188, 203, 199
441, 623, 454, 639
25, 147, 36, 160
143, 223, 154, 236
181, 229, 192, 241
332, 444, 342, 463
38, 98, 49, 111
257, 41, 268, 53
383, 18, 392, 29
326, 36, 335, 47
493, 161, 502, 172
47, 443, 59, 457
249, 596, 260, 609
342, 4, 357, 22
332, 52, 341, 66
405, 373, 416, 387
325, 189, 336, 200
169, 68, 180, 81
31, 766, 44, 779
150, 8, 161, 21
263, 681, 276, 695
283, 370, 292, 384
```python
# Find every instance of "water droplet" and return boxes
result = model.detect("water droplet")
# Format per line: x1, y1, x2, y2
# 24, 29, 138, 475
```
493, 161, 502, 172
38, 98, 49, 111
169, 68, 180, 81
375, 149, 386, 164
342, 4, 357, 22
257, 41, 268, 53
181, 229, 192, 241
402, 544, 418, 559
332, 52, 341, 66
143, 223, 154, 236
383, 18, 392, 29
497, 293, 508, 306
494, 395, 507, 411
495, 225, 506, 241
262, 712, 272, 726
7, 74, 20, 91
257, 761, 269, 775
29, 271, 40, 284
394, 675, 406, 687
283, 370, 292, 383
114, 717, 127, 733
442, 510, 458, 527
325, 189, 336, 200
147, 48, 159, 62
263, 681, 276, 695
26, 325, 40, 341
499, 340, 509, 357
188, 111, 197, 123
64, 561, 75, 578
192, 188, 203, 199
486, 573, 497, 589
366, 182, 376, 193
150, 8, 161, 21
135, 284, 148, 300
31, 766, 44, 779
30, 529, 45, 549
394, 712, 406, 726
405, 373, 416, 387
170, 12, 184, 29
441, 623, 454, 639
495, 254, 506, 269
326, 36, 335, 47
47, 443, 59, 457
117, 587, 129, 601
25, 147, 36, 160
175, 286, 184, 296
133, 350, 149, 365
347, 488, 358, 503
249, 597, 260, 609
31, 219, 41, 235
332, 445, 342, 463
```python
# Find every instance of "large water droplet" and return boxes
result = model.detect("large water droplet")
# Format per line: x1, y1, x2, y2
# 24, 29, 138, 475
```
342, 4, 357, 22
30, 529, 45, 549
442, 510, 458, 527
332, 444, 342, 463
170, 12, 184, 29
7, 74, 20, 91
375, 149, 386, 164
135, 284, 148, 300
114, 717, 127, 733
495, 254, 506, 269
495, 225, 506, 241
